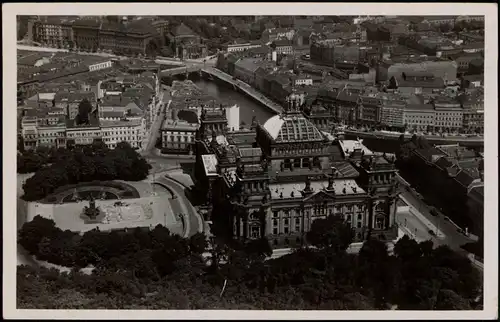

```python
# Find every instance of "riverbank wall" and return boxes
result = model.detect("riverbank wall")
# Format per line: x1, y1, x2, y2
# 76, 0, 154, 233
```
201, 69, 283, 115
345, 130, 484, 150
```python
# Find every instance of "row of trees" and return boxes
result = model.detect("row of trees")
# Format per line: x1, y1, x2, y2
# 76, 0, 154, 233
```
17, 215, 482, 310
21, 141, 151, 201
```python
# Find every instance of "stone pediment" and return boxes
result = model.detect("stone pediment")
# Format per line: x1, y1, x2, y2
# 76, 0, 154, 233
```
303, 189, 336, 202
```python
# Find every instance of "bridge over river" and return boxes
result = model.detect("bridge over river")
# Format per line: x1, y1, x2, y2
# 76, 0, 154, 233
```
159, 64, 283, 114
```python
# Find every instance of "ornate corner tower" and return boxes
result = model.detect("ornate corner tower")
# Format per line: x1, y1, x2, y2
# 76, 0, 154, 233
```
355, 154, 400, 241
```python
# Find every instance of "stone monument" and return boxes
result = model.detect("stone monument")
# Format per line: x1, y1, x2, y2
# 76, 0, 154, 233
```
81, 195, 105, 223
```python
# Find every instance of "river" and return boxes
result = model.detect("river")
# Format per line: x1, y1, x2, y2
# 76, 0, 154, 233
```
181, 76, 468, 155
192, 78, 275, 126
192, 78, 401, 154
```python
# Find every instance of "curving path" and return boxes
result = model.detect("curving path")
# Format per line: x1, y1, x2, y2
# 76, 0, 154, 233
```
155, 175, 202, 237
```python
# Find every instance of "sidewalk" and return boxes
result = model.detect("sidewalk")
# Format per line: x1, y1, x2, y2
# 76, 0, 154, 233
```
399, 194, 446, 239
398, 224, 424, 242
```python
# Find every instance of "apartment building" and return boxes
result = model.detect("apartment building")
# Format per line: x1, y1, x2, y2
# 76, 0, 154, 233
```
459, 88, 484, 133
20, 112, 68, 150
403, 103, 435, 131
358, 95, 380, 124
21, 116, 40, 150
65, 119, 102, 147
161, 109, 198, 154
33, 17, 74, 48
37, 121, 67, 148
379, 94, 406, 128
274, 39, 294, 55
20, 113, 146, 151
100, 118, 145, 149
433, 98, 463, 131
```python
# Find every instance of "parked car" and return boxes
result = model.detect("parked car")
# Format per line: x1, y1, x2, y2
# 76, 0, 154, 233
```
430, 207, 439, 217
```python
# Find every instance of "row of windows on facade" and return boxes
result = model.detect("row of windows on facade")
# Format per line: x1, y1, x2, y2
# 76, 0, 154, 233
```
25, 128, 141, 137
436, 112, 463, 116
164, 135, 194, 143
269, 213, 385, 232
102, 137, 139, 142
272, 206, 365, 219
67, 132, 101, 138
435, 117, 463, 122
28, 139, 139, 148
271, 218, 366, 236
102, 130, 142, 135
434, 122, 462, 127
164, 131, 195, 136
281, 158, 319, 169
274, 147, 323, 155
35, 131, 65, 137
464, 114, 483, 119
37, 138, 64, 144
106, 142, 139, 149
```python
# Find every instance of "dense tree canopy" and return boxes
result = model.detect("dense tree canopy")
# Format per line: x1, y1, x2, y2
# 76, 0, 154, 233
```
76, 99, 93, 125
17, 216, 482, 310
306, 215, 354, 253
17, 146, 70, 174
21, 141, 151, 201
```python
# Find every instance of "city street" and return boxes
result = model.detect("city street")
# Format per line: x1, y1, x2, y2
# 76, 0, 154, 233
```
141, 91, 168, 157
397, 184, 474, 251
155, 175, 202, 237
396, 210, 436, 242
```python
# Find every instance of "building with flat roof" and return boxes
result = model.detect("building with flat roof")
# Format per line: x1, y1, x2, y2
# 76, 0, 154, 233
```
378, 59, 458, 83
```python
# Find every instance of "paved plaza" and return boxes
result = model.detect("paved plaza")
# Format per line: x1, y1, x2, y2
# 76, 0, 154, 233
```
27, 196, 183, 234
18, 175, 184, 235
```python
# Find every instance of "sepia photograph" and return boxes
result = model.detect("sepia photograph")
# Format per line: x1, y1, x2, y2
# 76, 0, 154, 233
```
3, 2, 498, 320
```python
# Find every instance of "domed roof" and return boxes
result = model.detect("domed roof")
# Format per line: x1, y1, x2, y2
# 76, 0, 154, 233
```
262, 114, 325, 143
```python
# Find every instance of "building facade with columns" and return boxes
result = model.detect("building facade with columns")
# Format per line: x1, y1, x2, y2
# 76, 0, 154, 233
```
194, 94, 400, 249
